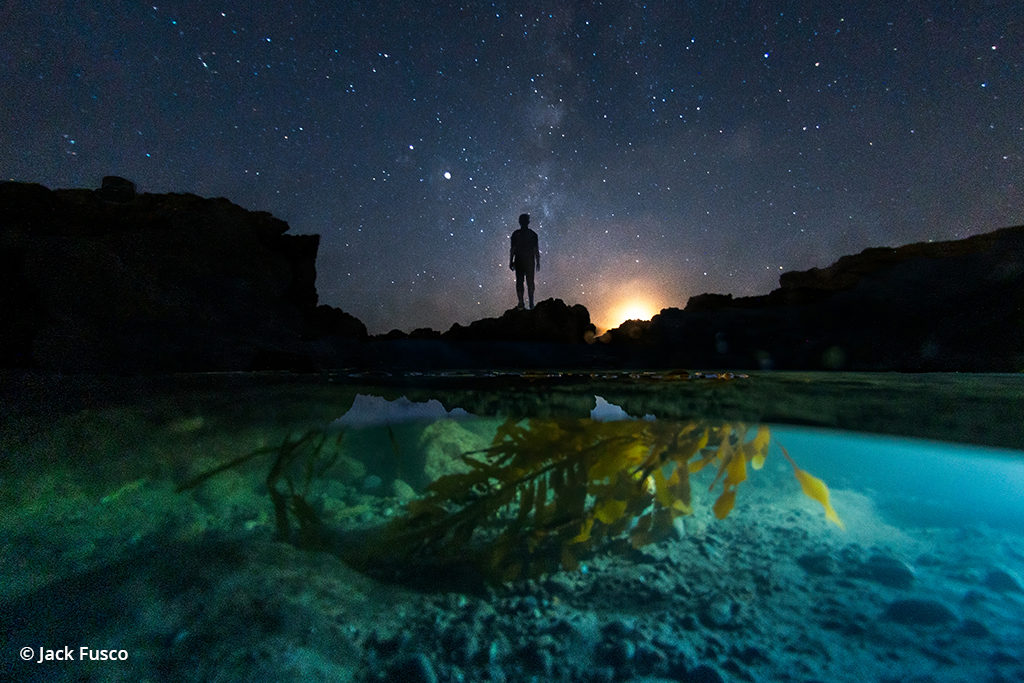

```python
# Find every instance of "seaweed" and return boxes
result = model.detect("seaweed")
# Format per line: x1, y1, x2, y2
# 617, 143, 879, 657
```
176, 415, 843, 586
780, 444, 845, 530
372, 417, 843, 583
177, 428, 344, 548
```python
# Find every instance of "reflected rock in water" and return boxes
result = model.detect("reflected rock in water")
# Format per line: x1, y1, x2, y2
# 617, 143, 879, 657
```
331, 394, 470, 429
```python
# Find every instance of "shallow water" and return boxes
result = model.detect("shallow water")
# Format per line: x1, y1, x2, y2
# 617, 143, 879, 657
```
1, 370, 1023, 683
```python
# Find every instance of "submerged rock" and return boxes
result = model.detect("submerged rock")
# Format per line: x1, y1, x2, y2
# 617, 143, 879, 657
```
385, 653, 438, 683
391, 479, 416, 502
957, 619, 991, 638
853, 554, 916, 589
688, 664, 727, 683
700, 595, 742, 629
882, 598, 957, 626
982, 568, 1024, 593
421, 420, 490, 482
797, 551, 837, 576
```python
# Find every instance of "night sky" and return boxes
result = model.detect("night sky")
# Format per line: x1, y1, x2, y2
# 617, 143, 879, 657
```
3, 2, 1022, 333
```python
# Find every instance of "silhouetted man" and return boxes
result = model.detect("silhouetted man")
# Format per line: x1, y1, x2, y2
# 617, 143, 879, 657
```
509, 213, 540, 309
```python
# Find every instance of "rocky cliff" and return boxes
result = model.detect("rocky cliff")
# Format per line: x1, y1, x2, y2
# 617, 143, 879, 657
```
0, 179, 365, 372
641, 224, 1024, 371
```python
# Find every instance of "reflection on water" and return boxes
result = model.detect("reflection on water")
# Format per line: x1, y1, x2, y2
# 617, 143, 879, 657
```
1, 373, 1023, 682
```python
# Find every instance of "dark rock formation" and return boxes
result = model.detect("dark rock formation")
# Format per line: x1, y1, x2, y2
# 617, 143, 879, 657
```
309, 304, 367, 340
596, 318, 651, 346
347, 300, 603, 371
409, 327, 443, 340
443, 298, 596, 344
882, 598, 957, 626
5, 178, 1023, 374
0, 180, 364, 372
96, 176, 136, 203
640, 224, 1024, 371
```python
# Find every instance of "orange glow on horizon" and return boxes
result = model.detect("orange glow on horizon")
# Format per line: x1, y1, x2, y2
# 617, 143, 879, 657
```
601, 299, 660, 331
582, 272, 679, 333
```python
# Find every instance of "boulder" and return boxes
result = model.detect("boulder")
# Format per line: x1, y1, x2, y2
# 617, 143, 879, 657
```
95, 176, 136, 203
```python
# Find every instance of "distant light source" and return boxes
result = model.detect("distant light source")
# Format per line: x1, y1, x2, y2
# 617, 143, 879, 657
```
607, 300, 659, 328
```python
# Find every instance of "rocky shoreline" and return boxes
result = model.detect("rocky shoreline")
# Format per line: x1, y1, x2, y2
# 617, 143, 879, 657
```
3, 179, 1022, 373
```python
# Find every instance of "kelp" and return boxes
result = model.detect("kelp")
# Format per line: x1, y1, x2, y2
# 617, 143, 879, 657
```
176, 415, 843, 585
177, 428, 344, 548
374, 417, 843, 583
780, 444, 845, 530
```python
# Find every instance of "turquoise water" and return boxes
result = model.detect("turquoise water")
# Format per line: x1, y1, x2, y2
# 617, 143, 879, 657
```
2, 371, 1023, 682
771, 425, 1024, 534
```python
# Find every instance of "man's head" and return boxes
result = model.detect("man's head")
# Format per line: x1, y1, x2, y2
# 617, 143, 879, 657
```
519, 213, 530, 227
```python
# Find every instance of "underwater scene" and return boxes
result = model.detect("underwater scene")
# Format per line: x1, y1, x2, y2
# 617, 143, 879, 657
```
2, 371, 1023, 683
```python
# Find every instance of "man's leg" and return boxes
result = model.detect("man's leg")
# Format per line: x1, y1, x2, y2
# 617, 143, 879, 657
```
525, 269, 535, 309
515, 269, 526, 308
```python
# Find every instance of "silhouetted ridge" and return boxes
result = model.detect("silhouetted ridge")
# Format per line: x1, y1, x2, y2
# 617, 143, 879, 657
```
443, 298, 596, 344
4, 179, 1023, 373
638, 224, 1024, 371
0, 180, 365, 372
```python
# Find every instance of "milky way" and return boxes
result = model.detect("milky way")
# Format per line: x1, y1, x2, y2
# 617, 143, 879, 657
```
3, 2, 1021, 332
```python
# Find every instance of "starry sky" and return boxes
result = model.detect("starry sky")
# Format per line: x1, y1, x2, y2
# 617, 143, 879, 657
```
3, 2, 1022, 333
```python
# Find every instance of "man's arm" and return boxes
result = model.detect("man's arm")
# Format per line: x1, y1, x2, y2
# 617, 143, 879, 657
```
509, 242, 516, 270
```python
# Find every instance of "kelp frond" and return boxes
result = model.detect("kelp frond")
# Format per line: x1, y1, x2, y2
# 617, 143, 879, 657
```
175, 415, 843, 586
375, 417, 843, 583
780, 444, 845, 531
177, 428, 345, 547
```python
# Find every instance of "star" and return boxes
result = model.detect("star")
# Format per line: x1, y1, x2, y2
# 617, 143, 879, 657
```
1, 2, 1021, 333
